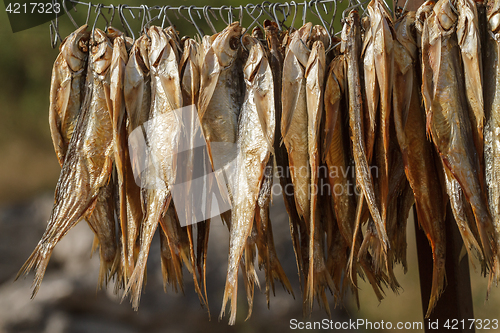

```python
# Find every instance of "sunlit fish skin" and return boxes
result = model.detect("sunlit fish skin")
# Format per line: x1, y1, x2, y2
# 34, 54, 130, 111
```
343, 10, 389, 255
123, 26, 182, 309
282, 23, 312, 226
393, 11, 446, 317
198, 23, 244, 190
303, 37, 332, 316
369, 0, 395, 229
123, 35, 150, 282
484, 0, 500, 285
221, 35, 276, 325
361, 14, 378, 162
457, 0, 485, 190
274, 22, 310, 283
107, 35, 129, 286
177, 36, 208, 310
49, 25, 89, 166
422, 0, 497, 267
17, 28, 115, 298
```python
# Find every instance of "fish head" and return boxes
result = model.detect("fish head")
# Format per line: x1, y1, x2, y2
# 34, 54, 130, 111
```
106, 26, 123, 41
61, 24, 89, 72
242, 36, 264, 80
341, 10, 360, 53
395, 12, 417, 56
305, 40, 326, 78
415, 0, 436, 35
90, 28, 113, 75
488, 1, 500, 33
433, 0, 458, 31
212, 22, 243, 68
148, 26, 169, 68
252, 26, 264, 39
138, 35, 151, 71
310, 25, 330, 49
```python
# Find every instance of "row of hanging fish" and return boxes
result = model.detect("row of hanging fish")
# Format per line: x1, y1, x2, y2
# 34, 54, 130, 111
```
15, 0, 500, 324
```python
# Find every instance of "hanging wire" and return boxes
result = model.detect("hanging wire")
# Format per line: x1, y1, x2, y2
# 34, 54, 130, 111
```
49, 0, 411, 48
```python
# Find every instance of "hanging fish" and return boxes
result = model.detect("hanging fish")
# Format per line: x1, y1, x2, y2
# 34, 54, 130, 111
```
178, 36, 209, 309
421, 0, 497, 267
221, 35, 276, 325
457, 0, 485, 192
344, 10, 389, 262
198, 22, 244, 215
123, 26, 182, 309
304, 35, 333, 315
123, 34, 151, 283
49, 24, 89, 165
484, 0, 500, 286
17, 28, 115, 297
282, 23, 312, 227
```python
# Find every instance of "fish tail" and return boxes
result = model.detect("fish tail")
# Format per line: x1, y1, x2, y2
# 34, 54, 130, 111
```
122, 206, 160, 309
425, 245, 446, 318
220, 270, 238, 325
16, 242, 53, 299
348, 193, 365, 286
186, 225, 207, 309
90, 235, 99, 258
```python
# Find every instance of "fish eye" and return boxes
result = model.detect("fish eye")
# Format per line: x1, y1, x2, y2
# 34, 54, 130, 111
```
438, 13, 454, 30
229, 37, 239, 50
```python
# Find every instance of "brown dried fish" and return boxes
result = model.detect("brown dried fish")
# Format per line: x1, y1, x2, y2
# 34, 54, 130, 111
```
422, 0, 496, 267
17, 29, 115, 297
221, 35, 275, 325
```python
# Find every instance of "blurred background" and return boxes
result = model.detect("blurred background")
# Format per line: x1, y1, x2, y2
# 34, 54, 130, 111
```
0, 0, 499, 332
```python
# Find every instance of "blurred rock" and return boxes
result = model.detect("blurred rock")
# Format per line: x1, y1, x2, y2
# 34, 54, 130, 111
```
0, 193, 356, 333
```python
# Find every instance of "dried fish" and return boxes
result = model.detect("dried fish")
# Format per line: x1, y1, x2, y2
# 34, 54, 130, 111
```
17, 28, 115, 297
123, 26, 182, 308
221, 35, 276, 325
422, 0, 496, 267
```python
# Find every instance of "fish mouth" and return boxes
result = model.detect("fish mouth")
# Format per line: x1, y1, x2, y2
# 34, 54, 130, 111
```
63, 24, 90, 72
434, 0, 458, 31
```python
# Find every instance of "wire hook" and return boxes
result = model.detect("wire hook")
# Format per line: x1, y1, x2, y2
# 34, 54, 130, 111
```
245, 4, 265, 31
219, 6, 229, 25
203, 6, 218, 34
62, 0, 78, 29
85, 1, 92, 25
188, 5, 205, 37
119, 4, 135, 43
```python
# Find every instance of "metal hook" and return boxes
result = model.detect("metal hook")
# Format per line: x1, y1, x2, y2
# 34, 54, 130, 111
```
144, 6, 163, 31
91, 4, 103, 43
260, 1, 275, 21
85, 2, 92, 25
302, 0, 307, 26
203, 6, 218, 34
188, 5, 205, 37
272, 3, 282, 30
245, 4, 265, 31
228, 6, 234, 24
140, 5, 148, 33
239, 5, 244, 26
219, 6, 229, 25
342, 1, 365, 21
161, 6, 174, 28
62, 0, 78, 29
289, 1, 298, 29
119, 4, 135, 42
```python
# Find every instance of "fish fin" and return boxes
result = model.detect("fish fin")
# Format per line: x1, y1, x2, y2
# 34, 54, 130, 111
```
198, 47, 221, 120
15, 242, 53, 299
